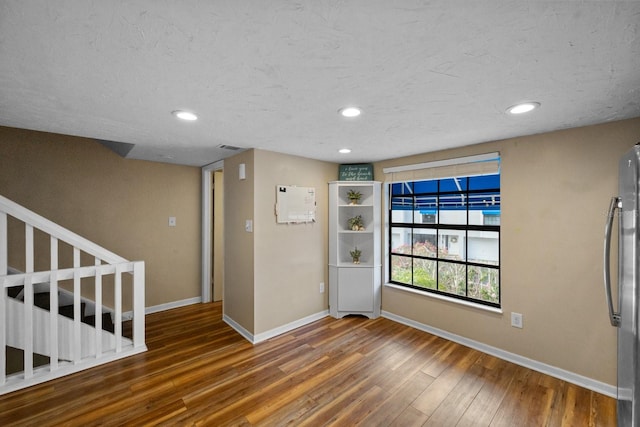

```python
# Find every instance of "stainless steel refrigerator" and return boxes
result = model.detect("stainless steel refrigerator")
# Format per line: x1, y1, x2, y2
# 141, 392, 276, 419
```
605, 143, 640, 426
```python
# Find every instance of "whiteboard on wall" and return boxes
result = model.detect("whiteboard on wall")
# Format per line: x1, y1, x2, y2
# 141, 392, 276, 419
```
275, 185, 316, 223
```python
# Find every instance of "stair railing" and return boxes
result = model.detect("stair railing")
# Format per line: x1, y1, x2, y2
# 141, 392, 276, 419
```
0, 194, 146, 395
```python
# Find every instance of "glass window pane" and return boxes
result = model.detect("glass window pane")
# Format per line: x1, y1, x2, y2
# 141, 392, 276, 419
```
469, 174, 499, 190
467, 230, 499, 265
468, 266, 499, 304
412, 229, 437, 257
391, 197, 413, 224
440, 177, 467, 192
391, 255, 412, 284
414, 195, 438, 224
483, 213, 500, 226
413, 180, 437, 194
438, 194, 466, 225
413, 258, 437, 289
391, 182, 413, 195
391, 227, 412, 254
438, 261, 466, 296
437, 229, 465, 261
468, 191, 500, 225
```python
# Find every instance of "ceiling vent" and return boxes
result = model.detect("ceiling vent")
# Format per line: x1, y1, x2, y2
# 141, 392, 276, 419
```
217, 144, 243, 151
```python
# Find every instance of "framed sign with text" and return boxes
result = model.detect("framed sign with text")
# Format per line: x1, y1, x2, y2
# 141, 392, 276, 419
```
338, 164, 373, 181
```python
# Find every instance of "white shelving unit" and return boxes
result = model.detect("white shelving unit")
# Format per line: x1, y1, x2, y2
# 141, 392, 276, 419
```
328, 181, 381, 319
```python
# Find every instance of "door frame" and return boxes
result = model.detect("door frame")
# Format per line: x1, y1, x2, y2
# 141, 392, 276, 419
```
201, 160, 224, 303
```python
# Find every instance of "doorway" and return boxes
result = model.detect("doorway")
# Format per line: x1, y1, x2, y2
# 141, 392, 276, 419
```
201, 160, 224, 303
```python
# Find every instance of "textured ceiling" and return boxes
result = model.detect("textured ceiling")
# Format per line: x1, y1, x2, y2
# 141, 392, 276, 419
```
1, 1, 639, 167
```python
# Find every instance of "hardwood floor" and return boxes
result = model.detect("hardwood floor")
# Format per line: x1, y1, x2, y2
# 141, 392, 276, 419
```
1, 302, 616, 426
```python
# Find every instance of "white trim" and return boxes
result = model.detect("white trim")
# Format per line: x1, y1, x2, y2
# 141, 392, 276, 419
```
253, 310, 329, 344
382, 152, 499, 174
223, 310, 330, 344
145, 296, 202, 315
381, 310, 616, 398
223, 314, 254, 343
121, 296, 202, 320
201, 160, 224, 304
384, 283, 503, 314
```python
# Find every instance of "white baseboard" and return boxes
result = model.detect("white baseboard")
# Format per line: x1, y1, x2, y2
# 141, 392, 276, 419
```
145, 297, 202, 315
253, 310, 329, 344
381, 310, 616, 398
223, 310, 330, 344
122, 296, 202, 320
223, 314, 254, 343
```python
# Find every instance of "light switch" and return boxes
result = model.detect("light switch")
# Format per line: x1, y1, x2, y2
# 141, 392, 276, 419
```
169, 216, 177, 227
245, 219, 253, 232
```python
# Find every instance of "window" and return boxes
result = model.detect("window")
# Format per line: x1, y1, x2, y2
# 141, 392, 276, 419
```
389, 173, 500, 307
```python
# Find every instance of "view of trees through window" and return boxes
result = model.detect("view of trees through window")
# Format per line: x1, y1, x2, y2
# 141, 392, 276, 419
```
389, 173, 500, 307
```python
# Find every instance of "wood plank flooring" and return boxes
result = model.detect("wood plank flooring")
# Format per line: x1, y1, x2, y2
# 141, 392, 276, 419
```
0, 302, 616, 426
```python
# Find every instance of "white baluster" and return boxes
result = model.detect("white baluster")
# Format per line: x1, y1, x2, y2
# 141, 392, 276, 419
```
0, 212, 6, 385
0, 212, 7, 275
0, 276, 6, 385
49, 236, 59, 371
49, 270, 58, 372
24, 225, 34, 378
73, 270, 81, 363
95, 266, 102, 358
25, 224, 33, 273
73, 247, 80, 268
50, 236, 58, 271
24, 276, 33, 379
115, 264, 122, 353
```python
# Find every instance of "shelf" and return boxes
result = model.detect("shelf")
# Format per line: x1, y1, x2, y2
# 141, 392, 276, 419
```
336, 263, 376, 268
329, 181, 382, 319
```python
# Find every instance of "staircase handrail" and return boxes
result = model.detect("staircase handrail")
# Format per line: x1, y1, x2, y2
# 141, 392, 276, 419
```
0, 194, 146, 396
0, 194, 127, 264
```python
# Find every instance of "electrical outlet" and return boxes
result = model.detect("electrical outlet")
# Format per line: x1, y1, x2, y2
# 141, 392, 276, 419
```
319, 282, 325, 293
511, 312, 523, 329
168, 216, 176, 227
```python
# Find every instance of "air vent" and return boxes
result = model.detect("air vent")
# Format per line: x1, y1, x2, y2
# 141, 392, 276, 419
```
217, 144, 242, 151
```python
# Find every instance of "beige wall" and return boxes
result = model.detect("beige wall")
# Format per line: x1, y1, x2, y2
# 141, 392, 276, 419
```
223, 148, 337, 336
213, 170, 224, 302
253, 149, 337, 335
223, 149, 255, 333
0, 126, 201, 308
375, 117, 640, 385
5, 115, 638, 386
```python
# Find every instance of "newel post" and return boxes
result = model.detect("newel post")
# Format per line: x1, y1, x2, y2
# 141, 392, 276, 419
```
133, 261, 145, 349
0, 212, 6, 385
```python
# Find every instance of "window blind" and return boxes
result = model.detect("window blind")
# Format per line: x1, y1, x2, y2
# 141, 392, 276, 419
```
382, 152, 500, 183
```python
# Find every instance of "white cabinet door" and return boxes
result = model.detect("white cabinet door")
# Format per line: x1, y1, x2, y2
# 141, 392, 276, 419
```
337, 268, 374, 312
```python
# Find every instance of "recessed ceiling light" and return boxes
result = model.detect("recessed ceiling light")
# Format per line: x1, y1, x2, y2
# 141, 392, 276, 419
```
506, 102, 540, 115
339, 148, 352, 154
172, 110, 198, 121
339, 107, 361, 118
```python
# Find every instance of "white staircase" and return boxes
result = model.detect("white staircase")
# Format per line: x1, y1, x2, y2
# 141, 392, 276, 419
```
0, 194, 146, 396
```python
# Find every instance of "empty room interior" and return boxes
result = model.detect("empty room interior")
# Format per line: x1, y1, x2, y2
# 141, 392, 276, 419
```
1, 1, 640, 425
